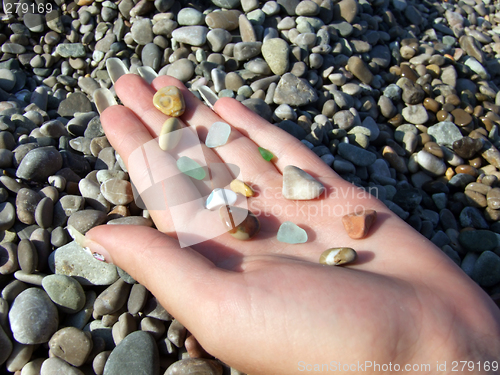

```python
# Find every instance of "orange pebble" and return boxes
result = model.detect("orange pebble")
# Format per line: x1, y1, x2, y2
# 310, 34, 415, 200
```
342, 209, 377, 239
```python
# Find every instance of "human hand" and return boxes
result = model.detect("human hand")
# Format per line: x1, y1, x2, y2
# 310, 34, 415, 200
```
87, 74, 500, 374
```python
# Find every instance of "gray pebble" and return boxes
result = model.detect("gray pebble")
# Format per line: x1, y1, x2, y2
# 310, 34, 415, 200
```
42, 274, 86, 314
9, 288, 58, 344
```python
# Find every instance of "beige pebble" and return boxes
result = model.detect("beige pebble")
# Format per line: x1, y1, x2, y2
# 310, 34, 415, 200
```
159, 118, 183, 151
229, 179, 254, 197
319, 248, 357, 266
153, 86, 185, 117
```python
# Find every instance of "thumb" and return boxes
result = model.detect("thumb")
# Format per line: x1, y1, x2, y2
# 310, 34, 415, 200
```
82, 225, 222, 324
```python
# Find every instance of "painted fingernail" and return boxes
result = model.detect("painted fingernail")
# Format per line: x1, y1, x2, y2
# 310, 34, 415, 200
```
67, 225, 113, 264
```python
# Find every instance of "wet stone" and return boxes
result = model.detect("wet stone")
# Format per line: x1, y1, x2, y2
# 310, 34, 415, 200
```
219, 205, 260, 240
451, 108, 472, 127
277, 221, 308, 243
342, 210, 377, 239
153, 86, 185, 117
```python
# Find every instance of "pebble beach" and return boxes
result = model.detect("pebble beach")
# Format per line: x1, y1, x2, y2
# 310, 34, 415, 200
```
1, 0, 500, 372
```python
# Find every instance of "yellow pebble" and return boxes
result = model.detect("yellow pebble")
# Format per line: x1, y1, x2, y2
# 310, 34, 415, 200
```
153, 86, 186, 117
159, 118, 183, 151
230, 179, 254, 197
319, 248, 357, 266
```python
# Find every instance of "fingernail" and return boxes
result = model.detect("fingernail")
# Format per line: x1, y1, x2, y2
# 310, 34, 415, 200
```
67, 225, 114, 264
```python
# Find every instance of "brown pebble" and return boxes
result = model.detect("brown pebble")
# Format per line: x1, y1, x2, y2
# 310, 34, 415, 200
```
400, 64, 418, 82
185, 334, 212, 359
455, 165, 478, 177
445, 167, 455, 180
480, 117, 494, 131
418, 133, 432, 146
436, 110, 451, 122
424, 142, 444, 158
451, 108, 472, 126
469, 157, 482, 168
219, 205, 260, 240
388, 113, 403, 127
423, 97, 440, 112
473, 105, 484, 117
341, 209, 377, 239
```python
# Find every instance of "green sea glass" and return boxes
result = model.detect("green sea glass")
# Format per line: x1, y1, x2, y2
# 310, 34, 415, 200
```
176, 156, 206, 180
258, 147, 274, 161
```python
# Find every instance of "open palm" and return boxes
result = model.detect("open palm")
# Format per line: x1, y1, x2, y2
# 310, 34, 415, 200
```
87, 74, 500, 374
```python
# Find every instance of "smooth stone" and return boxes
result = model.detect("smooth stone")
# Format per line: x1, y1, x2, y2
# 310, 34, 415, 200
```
204, 10, 240, 30
0, 243, 18, 275
342, 209, 377, 239
219, 205, 260, 240
101, 179, 134, 206
55, 43, 86, 58
65, 290, 96, 330
131, 18, 154, 45
277, 221, 307, 244
94, 88, 118, 115
9, 288, 58, 344
261, 38, 289, 75
40, 357, 85, 375
48, 241, 118, 286
107, 217, 153, 226
458, 230, 500, 252
172, 26, 208, 46
176, 156, 206, 180
57, 92, 93, 117
94, 279, 132, 316
42, 274, 86, 314
205, 122, 231, 148
273, 73, 318, 106
34, 197, 53, 229
206, 189, 237, 210
426, 121, 463, 147
319, 247, 357, 266
67, 210, 108, 234
0, 324, 12, 365
153, 86, 185, 117
453, 137, 483, 159
49, 327, 93, 366
233, 41, 262, 61
166, 318, 185, 347
16, 188, 41, 225
230, 179, 254, 197
0, 202, 15, 231
16, 146, 63, 182
471, 251, 500, 287
17, 239, 37, 274
487, 188, 500, 210
106, 58, 129, 85
348, 56, 373, 85
416, 150, 446, 176
207, 29, 232, 52
337, 143, 376, 167
402, 104, 429, 124
137, 66, 158, 85
282, 165, 325, 200
159, 117, 183, 151
164, 359, 223, 375
103, 331, 159, 375
451, 108, 472, 127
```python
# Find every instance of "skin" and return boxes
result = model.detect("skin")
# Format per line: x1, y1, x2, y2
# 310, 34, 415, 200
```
87, 74, 500, 374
